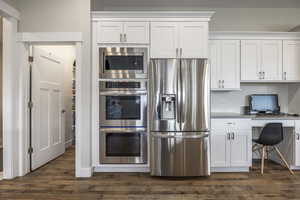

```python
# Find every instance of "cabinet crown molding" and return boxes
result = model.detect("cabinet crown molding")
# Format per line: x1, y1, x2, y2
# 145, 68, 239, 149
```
92, 11, 215, 21
210, 31, 300, 40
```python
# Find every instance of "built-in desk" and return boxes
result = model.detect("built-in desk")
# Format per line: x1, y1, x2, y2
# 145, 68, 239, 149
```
210, 113, 300, 172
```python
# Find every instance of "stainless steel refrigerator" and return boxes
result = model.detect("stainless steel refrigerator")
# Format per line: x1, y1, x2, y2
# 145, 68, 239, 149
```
150, 58, 210, 177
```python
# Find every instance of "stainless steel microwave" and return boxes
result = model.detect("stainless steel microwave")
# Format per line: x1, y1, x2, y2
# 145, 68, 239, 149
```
99, 47, 148, 79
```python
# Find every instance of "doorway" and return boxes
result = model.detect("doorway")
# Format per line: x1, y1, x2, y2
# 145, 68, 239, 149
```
28, 45, 76, 171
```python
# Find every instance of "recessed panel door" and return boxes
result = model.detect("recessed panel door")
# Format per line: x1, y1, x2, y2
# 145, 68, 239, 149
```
32, 47, 65, 170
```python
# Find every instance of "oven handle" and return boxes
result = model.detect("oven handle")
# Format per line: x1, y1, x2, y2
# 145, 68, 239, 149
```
99, 91, 147, 96
101, 128, 147, 133
151, 133, 210, 139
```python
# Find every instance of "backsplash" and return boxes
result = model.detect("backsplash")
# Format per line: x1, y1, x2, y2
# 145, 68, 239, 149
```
211, 83, 290, 113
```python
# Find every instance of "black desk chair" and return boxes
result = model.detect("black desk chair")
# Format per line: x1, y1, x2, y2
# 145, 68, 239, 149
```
252, 123, 294, 175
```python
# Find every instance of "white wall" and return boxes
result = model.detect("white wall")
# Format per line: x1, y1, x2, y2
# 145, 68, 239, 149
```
36, 45, 76, 147
11, 0, 92, 176
91, 1, 300, 31
211, 84, 290, 113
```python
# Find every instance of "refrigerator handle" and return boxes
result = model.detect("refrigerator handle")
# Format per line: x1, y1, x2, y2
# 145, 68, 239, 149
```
176, 60, 181, 124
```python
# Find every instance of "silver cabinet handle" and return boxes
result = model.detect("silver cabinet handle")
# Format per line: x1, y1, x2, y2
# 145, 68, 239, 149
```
120, 33, 122, 42
283, 72, 287, 80
227, 133, 231, 140
124, 33, 127, 42
231, 132, 235, 140
218, 80, 221, 88
263, 72, 265, 79
176, 48, 179, 58
180, 48, 183, 57
297, 133, 300, 140
222, 80, 225, 88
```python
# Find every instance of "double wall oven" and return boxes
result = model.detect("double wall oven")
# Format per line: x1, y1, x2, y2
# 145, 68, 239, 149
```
99, 57, 148, 164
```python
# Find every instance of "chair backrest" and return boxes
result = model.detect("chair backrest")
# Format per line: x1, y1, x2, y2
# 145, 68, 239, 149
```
258, 123, 283, 146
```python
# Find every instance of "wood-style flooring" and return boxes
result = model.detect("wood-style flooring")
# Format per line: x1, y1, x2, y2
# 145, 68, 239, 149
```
0, 146, 300, 200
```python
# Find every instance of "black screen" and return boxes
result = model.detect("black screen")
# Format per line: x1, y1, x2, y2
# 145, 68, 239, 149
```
105, 56, 143, 70
250, 94, 279, 113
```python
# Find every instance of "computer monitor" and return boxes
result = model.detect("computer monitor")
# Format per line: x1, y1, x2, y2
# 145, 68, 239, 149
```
249, 94, 280, 114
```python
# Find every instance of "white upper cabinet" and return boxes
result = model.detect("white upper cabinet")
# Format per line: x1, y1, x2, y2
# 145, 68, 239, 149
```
179, 22, 208, 58
123, 22, 149, 44
261, 40, 283, 81
151, 22, 208, 58
97, 21, 149, 44
241, 40, 261, 81
209, 40, 240, 90
241, 40, 283, 81
151, 22, 179, 58
283, 40, 300, 81
97, 22, 123, 43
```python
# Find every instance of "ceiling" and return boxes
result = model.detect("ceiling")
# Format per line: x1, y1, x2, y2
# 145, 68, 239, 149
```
92, 0, 300, 10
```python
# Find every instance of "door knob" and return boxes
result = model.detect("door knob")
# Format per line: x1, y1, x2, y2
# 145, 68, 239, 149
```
61, 109, 66, 114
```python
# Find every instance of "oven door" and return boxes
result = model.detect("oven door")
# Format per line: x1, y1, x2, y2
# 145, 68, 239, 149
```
99, 47, 148, 79
99, 91, 147, 129
100, 130, 147, 164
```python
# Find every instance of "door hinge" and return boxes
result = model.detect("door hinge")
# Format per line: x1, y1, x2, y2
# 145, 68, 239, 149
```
28, 147, 33, 154
28, 56, 34, 62
28, 101, 33, 109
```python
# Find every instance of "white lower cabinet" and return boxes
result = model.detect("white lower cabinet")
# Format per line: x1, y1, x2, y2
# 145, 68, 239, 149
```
211, 119, 252, 172
294, 121, 300, 167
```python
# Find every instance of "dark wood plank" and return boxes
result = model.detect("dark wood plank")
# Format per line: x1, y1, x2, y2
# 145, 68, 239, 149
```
0, 146, 299, 200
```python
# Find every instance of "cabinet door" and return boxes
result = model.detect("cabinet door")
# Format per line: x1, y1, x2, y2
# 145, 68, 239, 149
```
209, 40, 221, 89
283, 40, 300, 81
210, 131, 230, 167
220, 40, 240, 89
294, 121, 300, 166
241, 40, 261, 81
179, 22, 208, 58
151, 22, 178, 58
124, 22, 149, 44
261, 40, 283, 81
97, 21, 123, 43
230, 131, 251, 167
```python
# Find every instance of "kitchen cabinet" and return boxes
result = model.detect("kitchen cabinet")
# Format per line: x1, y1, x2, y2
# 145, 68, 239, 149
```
151, 22, 208, 58
241, 40, 283, 81
283, 40, 300, 81
209, 40, 240, 90
294, 121, 300, 166
97, 21, 149, 44
211, 119, 252, 169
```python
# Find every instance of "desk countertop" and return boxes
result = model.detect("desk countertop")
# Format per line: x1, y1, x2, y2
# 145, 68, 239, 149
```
211, 112, 300, 120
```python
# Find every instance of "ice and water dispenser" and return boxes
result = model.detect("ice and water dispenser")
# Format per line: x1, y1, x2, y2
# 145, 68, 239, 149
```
160, 94, 176, 120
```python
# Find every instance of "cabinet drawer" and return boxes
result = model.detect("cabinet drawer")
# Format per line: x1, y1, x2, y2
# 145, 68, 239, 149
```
211, 119, 252, 131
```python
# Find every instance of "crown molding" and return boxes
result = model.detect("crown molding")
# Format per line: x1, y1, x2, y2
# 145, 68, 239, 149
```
210, 31, 300, 40
92, 11, 215, 21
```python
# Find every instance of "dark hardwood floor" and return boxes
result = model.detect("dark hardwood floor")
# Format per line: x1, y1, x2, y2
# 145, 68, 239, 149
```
0, 146, 300, 200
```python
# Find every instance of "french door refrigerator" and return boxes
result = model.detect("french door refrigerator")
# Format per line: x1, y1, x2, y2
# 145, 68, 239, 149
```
150, 58, 210, 177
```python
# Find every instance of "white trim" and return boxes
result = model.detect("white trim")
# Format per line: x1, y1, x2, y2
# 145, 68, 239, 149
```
0, 0, 20, 20
92, 11, 215, 21
211, 167, 250, 173
17, 32, 83, 43
76, 167, 93, 177
210, 31, 300, 40
65, 139, 73, 148
94, 166, 150, 173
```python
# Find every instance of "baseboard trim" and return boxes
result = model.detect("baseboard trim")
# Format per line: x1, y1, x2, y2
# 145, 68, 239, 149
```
94, 166, 150, 173
211, 167, 250, 173
76, 167, 93, 178
65, 139, 73, 148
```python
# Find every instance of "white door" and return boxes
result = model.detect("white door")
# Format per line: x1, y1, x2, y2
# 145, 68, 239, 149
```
241, 40, 261, 81
230, 131, 251, 167
97, 21, 123, 43
31, 47, 65, 170
209, 40, 221, 89
179, 22, 208, 58
210, 131, 230, 167
124, 22, 149, 44
283, 40, 300, 81
261, 40, 283, 81
150, 22, 178, 58
220, 40, 240, 89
